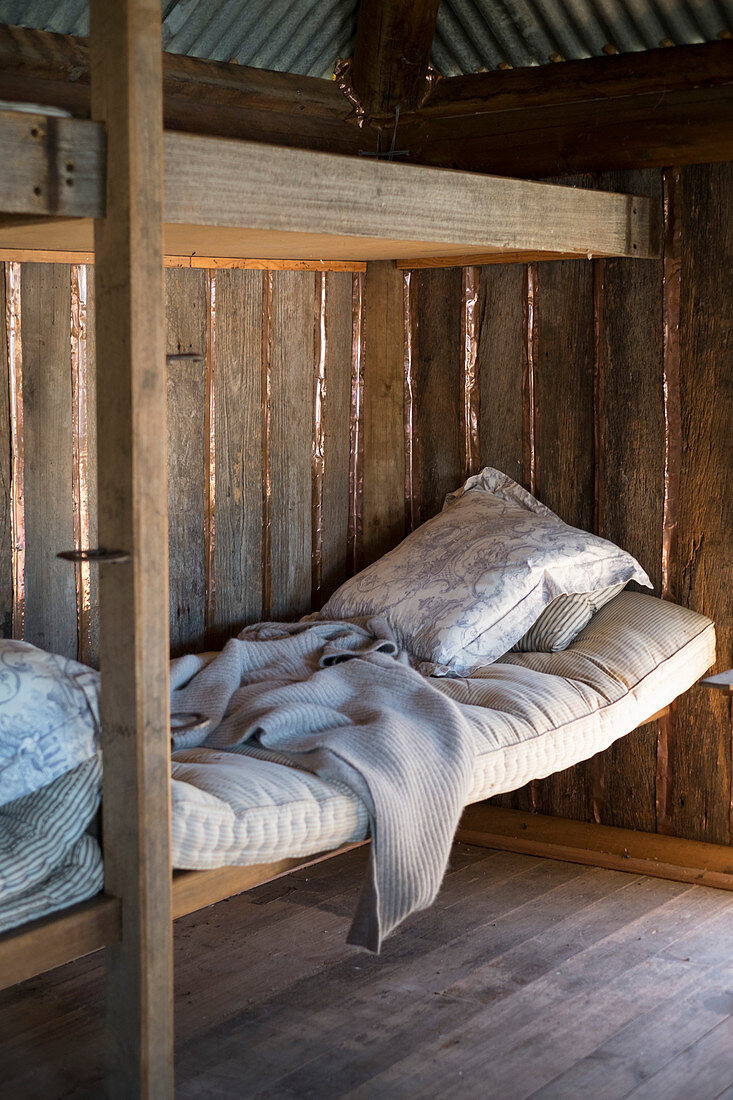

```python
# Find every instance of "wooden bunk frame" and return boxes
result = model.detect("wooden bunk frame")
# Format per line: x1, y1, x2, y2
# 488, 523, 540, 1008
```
0, 3, 730, 1094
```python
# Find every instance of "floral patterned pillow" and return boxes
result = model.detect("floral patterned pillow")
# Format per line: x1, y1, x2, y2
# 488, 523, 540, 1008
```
0, 641, 100, 806
321, 468, 652, 676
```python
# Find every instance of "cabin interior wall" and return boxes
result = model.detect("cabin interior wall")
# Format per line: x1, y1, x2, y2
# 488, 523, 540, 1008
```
0, 162, 730, 845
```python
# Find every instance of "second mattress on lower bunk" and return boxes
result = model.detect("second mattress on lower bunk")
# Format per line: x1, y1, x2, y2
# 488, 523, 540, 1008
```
169, 591, 714, 870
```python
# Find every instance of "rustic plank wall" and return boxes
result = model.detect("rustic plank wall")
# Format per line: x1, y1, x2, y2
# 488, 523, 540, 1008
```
0, 161, 729, 846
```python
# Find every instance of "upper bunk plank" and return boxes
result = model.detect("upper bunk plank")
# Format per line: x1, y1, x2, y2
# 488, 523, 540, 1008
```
269, 271, 316, 620
413, 267, 463, 522
21, 262, 77, 659
0, 264, 12, 638
476, 263, 525, 486
362, 261, 405, 566
0, 111, 660, 264
533, 225, 596, 823
320, 272, 352, 606
595, 168, 665, 836
165, 267, 207, 656
212, 269, 264, 643
672, 162, 733, 846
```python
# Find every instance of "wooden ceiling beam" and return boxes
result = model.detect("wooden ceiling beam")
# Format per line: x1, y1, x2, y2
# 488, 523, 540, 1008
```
0, 25, 730, 175
350, 0, 441, 119
395, 38, 733, 177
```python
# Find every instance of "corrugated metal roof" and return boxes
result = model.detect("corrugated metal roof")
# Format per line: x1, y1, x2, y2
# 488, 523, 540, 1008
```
0, 0, 729, 77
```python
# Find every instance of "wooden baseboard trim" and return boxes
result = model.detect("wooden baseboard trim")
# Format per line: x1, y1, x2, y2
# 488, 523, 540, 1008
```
456, 804, 733, 890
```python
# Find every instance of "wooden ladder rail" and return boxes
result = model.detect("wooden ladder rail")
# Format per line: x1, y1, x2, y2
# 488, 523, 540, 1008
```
89, 2, 173, 1096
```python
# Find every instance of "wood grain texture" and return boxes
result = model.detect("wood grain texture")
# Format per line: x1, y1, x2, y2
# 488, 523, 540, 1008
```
211, 269, 263, 643
89, 1, 173, 1094
595, 169, 665, 834
362, 261, 405, 566
533, 248, 595, 821
21, 262, 77, 658
165, 267, 207, 656
0, 111, 660, 261
476, 263, 524, 485
3, 845, 733, 1099
351, 0, 441, 118
269, 271, 316, 620
0, 264, 12, 638
670, 162, 733, 846
0, 895, 120, 991
412, 267, 463, 522
81, 266, 99, 667
320, 271, 352, 605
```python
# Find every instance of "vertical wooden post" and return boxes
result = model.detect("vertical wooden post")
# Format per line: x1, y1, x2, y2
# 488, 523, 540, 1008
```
89, 2, 173, 1097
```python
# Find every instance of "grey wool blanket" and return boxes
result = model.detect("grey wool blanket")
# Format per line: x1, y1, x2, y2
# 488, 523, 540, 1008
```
169, 618, 477, 952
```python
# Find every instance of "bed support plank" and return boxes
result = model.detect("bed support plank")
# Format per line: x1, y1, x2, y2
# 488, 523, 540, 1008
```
0, 111, 660, 263
89, 2, 174, 1096
456, 805, 733, 891
0, 895, 121, 991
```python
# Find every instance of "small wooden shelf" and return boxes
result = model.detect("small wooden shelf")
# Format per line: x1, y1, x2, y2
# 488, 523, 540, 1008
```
0, 108, 660, 266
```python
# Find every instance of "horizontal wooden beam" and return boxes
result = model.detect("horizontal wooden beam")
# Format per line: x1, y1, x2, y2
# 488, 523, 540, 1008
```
456, 804, 733, 890
0, 112, 660, 262
0, 843, 367, 991
0, 247, 365, 270
171, 841, 368, 920
0, 24, 364, 158
0, 27, 730, 178
0, 895, 121, 990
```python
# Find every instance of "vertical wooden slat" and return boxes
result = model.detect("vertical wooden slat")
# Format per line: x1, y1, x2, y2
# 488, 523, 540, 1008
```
90, 1, 173, 1095
413, 266, 463, 521
0, 265, 12, 638
269, 270, 316, 619
165, 267, 207, 655
670, 161, 733, 845
212, 268, 263, 642
320, 271, 352, 604
596, 168, 665, 833
534, 255, 595, 820
362, 261, 405, 566
476, 263, 524, 483
80, 267, 100, 667
21, 263, 77, 658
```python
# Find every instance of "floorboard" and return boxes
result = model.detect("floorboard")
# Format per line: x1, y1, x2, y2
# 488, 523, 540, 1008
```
1, 844, 732, 1099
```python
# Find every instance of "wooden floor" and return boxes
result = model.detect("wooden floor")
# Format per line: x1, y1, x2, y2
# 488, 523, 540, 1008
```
2, 843, 733, 1099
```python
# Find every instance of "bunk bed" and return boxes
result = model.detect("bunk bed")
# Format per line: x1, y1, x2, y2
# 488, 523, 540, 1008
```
0, 3, 726, 1095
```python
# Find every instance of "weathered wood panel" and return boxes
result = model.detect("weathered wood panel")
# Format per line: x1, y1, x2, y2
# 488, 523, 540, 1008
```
0, 265, 12, 639
413, 267, 463, 522
81, 266, 99, 668
21, 263, 77, 658
595, 169, 665, 834
477, 263, 524, 484
670, 162, 733, 845
212, 269, 263, 643
362, 261, 405, 566
165, 268, 207, 656
269, 271, 316, 620
320, 271, 352, 605
533, 253, 595, 820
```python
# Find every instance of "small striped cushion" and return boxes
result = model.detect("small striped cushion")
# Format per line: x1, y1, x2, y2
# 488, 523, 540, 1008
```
512, 583, 626, 653
0, 753, 101, 911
